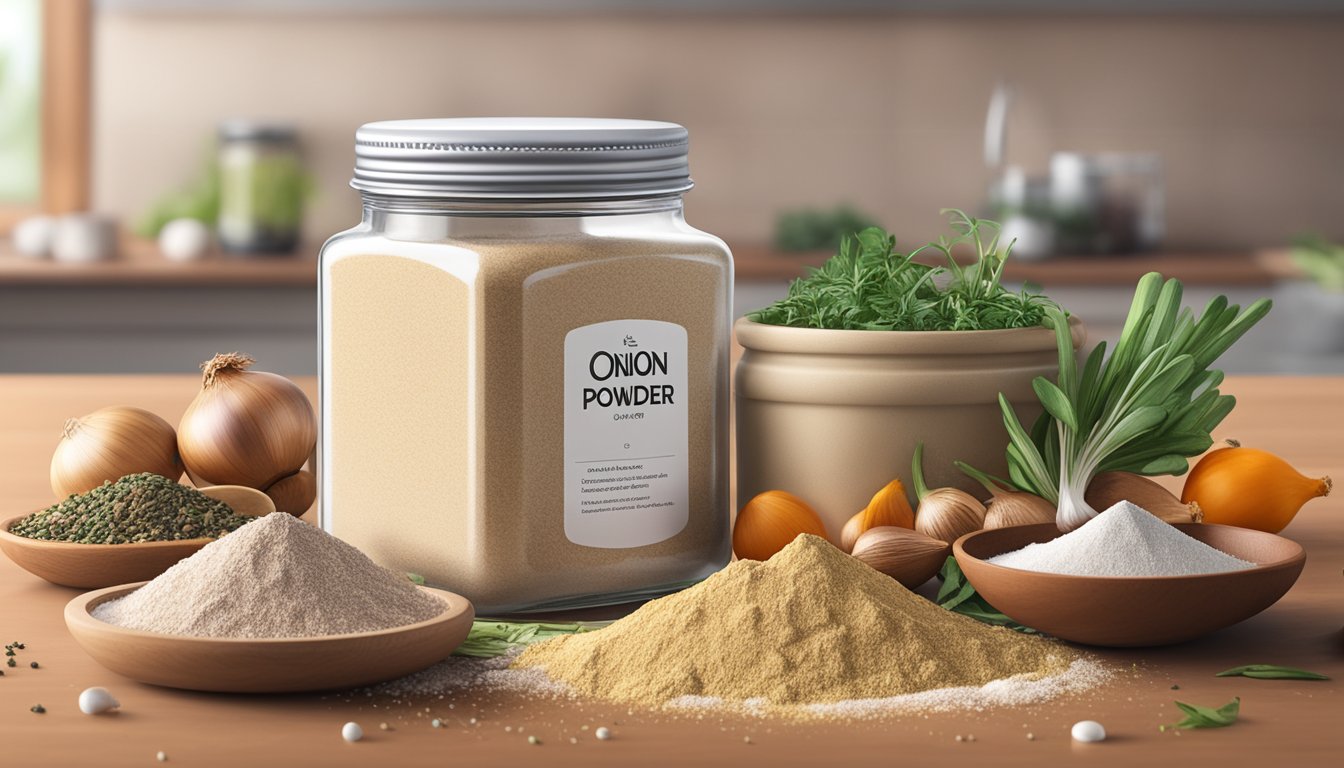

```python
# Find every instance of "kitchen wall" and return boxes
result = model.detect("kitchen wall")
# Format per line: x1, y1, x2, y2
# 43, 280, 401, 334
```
92, 10, 1344, 249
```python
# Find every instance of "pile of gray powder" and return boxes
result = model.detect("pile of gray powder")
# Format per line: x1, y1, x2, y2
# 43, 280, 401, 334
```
93, 512, 445, 638
987, 500, 1255, 577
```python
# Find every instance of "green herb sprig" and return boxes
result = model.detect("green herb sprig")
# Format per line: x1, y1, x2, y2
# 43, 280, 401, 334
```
1161, 697, 1240, 731
748, 210, 1056, 332
994, 273, 1271, 531
935, 557, 1036, 634
453, 620, 612, 659
1217, 664, 1329, 681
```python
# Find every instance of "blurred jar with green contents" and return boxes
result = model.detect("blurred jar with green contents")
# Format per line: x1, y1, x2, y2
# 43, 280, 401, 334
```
216, 121, 307, 254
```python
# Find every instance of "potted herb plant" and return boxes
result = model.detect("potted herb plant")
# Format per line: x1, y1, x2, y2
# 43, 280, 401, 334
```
735, 210, 1082, 539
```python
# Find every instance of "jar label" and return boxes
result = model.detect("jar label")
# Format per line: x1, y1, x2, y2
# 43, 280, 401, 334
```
564, 319, 689, 548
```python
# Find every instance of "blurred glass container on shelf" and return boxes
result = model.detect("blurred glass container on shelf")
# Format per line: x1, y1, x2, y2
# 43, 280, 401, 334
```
216, 121, 306, 254
1050, 152, 1163, 255
988, 166, 1054, 261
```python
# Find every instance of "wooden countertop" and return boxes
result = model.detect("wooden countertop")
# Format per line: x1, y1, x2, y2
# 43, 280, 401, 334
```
0, 375, 1340, 766
0, 237, 1299, 288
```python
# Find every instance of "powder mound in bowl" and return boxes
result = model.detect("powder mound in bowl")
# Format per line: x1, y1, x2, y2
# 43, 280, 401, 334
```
514, 534, 1083, 709
93, 513, 445, 638
987, 501, 1256, 577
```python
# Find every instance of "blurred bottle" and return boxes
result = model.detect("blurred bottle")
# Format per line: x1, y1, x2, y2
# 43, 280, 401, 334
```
216, 121, 306, 254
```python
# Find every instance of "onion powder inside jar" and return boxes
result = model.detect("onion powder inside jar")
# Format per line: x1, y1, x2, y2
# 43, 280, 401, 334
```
319, 118, 732, 612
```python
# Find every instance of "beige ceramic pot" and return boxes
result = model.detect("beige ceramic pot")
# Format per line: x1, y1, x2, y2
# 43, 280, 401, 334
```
734, 316, 1084, 541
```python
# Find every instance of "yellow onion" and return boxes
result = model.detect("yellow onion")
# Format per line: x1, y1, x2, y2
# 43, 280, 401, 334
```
910, 443, 987, 544
732, 490, 829, 561
178, 352, 316, 491
265, 469, 317, 515
51, 406, 183, 498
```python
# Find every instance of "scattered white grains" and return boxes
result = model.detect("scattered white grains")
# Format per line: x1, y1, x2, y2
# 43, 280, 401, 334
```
595, 726, 612, 741
528, 735, 540, 745
155, 752, 167, 762
77, 687, 119, 715
342, 722, 364, 743
430, 718, 442, 729
1071, 720, 1106, 743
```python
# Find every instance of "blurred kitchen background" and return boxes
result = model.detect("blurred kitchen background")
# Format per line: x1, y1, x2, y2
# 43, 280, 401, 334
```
3, 0, 1344, 375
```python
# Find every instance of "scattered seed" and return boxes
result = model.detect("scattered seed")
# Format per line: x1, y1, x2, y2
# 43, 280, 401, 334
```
967, 734, 976, 742
528, 736, 540, 745
30, 662, 39, 669
1171, 684, 1180, 690
743, 736, 752, 745
955, 735, 964, 742
5, 659, 14, 667
431, 719, 442, 729
595, 727, 611, 741
379, 723, 390, 731
31, 704, 46, 714
469, 717, 477, 725
156, 751, 167, 762
569, 737, 578, 745
1027, 733, 1035, 741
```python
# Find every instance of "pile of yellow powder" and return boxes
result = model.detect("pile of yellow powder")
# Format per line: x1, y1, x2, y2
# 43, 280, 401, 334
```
516, 534, 1087, 710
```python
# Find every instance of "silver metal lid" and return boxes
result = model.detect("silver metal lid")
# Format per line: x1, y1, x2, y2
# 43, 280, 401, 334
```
351, 118, 692, 200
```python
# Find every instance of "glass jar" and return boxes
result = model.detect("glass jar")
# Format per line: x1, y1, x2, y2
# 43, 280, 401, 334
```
319, 118, 732, 613
217, 121, 305, 254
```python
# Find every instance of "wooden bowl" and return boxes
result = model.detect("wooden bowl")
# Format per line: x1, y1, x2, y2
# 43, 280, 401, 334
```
66, 583, 474, 693
953, 523, 1305, 647
0, 486, 275, 589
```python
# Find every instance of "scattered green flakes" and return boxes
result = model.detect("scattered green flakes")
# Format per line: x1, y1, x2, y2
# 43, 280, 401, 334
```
1216, 664, 1329, 681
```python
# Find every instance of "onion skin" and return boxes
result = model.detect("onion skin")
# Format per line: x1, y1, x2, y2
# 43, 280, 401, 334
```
1086, 471, 1202, 524
983, 491, 1056, 529
178, 353, 316, 490
733, 490, 829, 561
265, 469, 317, 515
51, 406, 182, 498
1182, 443, 1331, 533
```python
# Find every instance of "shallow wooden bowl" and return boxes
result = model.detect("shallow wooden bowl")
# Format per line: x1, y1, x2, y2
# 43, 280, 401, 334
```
953, 523, 1305, 647
0, 486, 274, 589
66, 583, 474, 693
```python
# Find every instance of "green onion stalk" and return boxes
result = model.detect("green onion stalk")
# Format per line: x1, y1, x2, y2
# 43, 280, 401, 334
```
997, 272, 1271, 531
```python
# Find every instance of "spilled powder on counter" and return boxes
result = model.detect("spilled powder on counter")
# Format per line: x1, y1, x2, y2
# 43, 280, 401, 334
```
93, 513, 444, 638
512, 535, 1098, 714
988, 500, 1255, 577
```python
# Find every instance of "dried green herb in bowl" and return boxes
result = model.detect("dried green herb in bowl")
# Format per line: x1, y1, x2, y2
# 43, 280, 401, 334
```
10, 473, 252, 544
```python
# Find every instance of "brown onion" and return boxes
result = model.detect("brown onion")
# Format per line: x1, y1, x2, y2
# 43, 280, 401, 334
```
178, 352, 316, 490
50, 406, 182, 498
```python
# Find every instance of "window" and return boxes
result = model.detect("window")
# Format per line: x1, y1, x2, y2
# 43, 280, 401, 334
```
0, 0, 89, 232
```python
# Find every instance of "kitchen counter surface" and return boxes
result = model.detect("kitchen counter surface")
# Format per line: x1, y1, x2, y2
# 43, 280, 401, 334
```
0, 375, 1340, 767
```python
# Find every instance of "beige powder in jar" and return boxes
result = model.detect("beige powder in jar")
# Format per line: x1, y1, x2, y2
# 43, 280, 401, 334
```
324, 232, 731, 611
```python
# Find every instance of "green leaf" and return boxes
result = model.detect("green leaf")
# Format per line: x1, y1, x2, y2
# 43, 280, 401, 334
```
1216, 664, 1329, 681
453, 619, 613, 658
1163, 697, 1240, 731
405, 572, 426, 586
1033, 377, 1078, 432
935, 557, 1036, 633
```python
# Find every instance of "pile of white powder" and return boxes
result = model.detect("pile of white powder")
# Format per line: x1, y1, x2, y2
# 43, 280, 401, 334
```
987, 500, 1255, 577
94, 513, 445, 638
